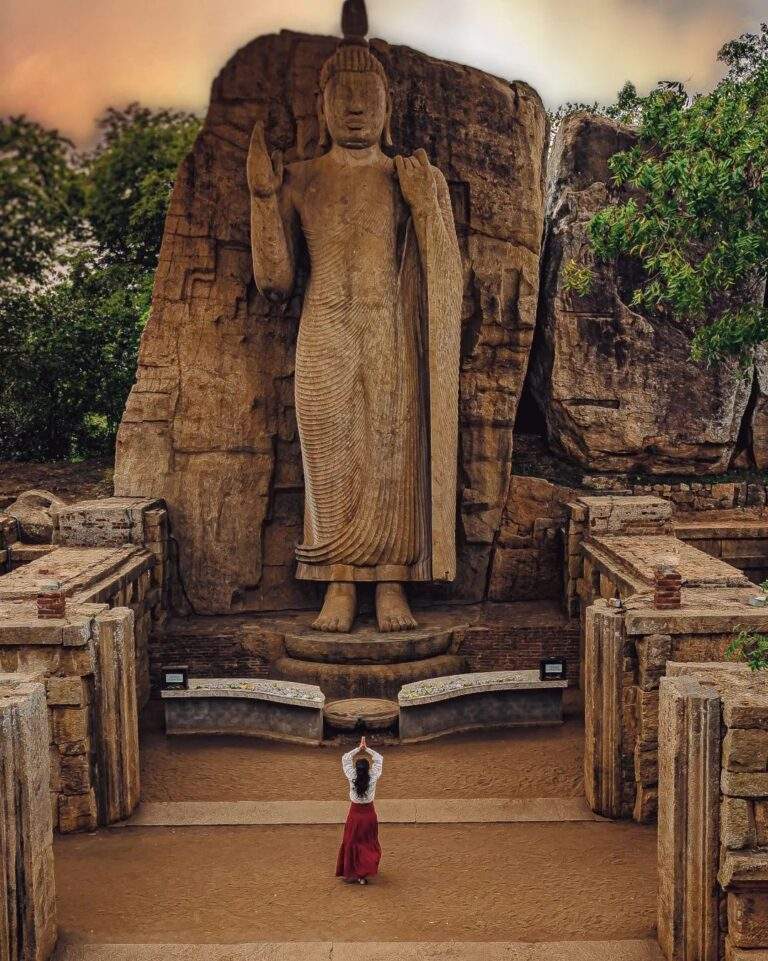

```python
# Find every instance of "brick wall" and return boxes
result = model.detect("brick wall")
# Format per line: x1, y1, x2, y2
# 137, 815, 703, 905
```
459, 619, 580, 683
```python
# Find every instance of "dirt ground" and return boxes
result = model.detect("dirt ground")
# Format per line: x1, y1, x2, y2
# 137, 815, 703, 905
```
54, 821, 657, 944
0, 458, 112, 505
139, 694, 585, 802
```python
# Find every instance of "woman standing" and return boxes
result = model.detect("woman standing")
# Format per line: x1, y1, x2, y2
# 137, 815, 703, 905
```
336, 735, 383, 884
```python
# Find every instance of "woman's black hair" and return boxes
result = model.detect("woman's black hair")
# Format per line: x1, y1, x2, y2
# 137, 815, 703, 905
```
353, 756, 371, 798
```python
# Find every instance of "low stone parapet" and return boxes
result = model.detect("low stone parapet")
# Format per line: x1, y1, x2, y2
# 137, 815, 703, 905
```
0, 676, 57, 960
162, 677, 325, 745
398, 669, 566, 743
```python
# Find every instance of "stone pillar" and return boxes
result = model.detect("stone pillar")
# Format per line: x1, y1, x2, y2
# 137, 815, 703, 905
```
92, 608, 141, 824
657, 674, 721, 961
583, 602, 626, 818
0, 677, 57, 961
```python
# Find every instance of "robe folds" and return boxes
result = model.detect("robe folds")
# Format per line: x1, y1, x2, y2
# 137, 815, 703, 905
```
250, 152, 462, 585
294, 164, 462, 584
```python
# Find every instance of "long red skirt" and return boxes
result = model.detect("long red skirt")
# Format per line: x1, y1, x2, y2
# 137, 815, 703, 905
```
335, 801, 381, 880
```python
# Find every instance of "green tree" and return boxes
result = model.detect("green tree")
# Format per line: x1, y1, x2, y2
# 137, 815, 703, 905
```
548, 82, 643, 138
0, 264, 152, 459
568, 25, 768, 365
0, 103, 200, 460
0, 117, 82, 290
83, 103, 200, 270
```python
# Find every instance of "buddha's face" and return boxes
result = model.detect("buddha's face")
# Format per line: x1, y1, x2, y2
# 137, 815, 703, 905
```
323, 71, 389, 148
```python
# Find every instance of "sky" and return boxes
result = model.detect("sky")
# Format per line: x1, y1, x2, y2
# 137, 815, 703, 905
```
1, 0, 765, 145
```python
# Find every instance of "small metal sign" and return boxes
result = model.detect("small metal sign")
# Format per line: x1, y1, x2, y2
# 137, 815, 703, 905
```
539, 657, 567, 681
161, 664, 189, 690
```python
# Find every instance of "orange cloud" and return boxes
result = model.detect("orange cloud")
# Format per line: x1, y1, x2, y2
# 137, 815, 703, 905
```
0, 0, 762, 144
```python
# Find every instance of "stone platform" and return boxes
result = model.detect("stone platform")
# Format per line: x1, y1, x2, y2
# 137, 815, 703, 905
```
399, 670, 567, 743
162, 678, 325, 745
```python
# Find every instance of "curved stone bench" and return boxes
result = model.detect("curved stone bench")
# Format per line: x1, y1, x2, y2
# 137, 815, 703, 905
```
161, 678, 325, 746
398, 670, 567, 743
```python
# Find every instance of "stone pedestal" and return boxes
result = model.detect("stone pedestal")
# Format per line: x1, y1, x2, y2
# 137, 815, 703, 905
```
257, 610, 469, 700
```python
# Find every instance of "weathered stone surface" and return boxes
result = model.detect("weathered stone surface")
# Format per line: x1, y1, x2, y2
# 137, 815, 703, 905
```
0, 678, 57, 961
757, 801, 768, 845
114, 29, 547, 614
529, 112, 755, 475
724, 729, 768, 772
722, 797, 757, 850
728, 888, 768, 949
6, 489, 65, 544
488, 474, 577, 601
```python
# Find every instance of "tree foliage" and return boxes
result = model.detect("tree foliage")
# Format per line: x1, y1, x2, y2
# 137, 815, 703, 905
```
569, 25, 768, 365
0, 103, 200, 460
547, 82, 643, 139
84, 104, 200, 270
0, 117, 82, 290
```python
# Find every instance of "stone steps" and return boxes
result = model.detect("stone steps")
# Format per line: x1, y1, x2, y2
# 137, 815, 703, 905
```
275, 652, 467, 700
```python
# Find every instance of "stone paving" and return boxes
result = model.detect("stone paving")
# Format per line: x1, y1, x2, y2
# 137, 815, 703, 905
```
116, 796, 603, 827
55, 939, 664, 960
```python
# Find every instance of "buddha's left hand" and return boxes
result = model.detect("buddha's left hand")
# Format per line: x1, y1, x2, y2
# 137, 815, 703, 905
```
395, 149, 439, 215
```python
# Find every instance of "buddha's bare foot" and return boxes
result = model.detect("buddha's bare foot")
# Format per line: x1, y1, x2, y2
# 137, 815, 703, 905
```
312, 582, 357, 632
375, 582, 417, 632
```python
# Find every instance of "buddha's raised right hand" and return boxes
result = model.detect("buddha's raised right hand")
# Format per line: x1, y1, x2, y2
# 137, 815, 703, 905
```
247, 121, 284, 198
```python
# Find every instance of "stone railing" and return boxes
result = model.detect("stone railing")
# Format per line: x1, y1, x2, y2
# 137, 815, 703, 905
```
0, 676, 57, 960
657, 664, 768, 961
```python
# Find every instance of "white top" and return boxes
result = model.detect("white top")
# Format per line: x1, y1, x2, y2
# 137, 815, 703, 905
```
342, 748, 384, 804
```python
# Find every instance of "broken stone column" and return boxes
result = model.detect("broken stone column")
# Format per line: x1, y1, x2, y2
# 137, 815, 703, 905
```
657, 673, 721, 961
0, 676, 57, 961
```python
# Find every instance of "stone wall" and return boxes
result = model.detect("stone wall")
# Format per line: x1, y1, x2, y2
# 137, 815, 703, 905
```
675, 517, 768, 588
151, 601, 580, 692
0, 496, 173, 830
657, 665, 768, 961
0, 605, 140, 833
0, 676, 57, 961
458, 603, 580, 683
528, 111, 765, 475
113, 29, 548, 615
576, 495, 766, 823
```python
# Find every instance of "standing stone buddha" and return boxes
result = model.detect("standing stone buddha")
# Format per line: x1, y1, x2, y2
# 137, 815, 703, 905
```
248, 0, 462, 633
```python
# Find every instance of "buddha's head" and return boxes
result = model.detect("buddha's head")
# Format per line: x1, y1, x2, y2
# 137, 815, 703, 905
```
317, 0, 392, 150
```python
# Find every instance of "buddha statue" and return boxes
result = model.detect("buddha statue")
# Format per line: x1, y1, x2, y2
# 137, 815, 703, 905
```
248, 0, 462, 633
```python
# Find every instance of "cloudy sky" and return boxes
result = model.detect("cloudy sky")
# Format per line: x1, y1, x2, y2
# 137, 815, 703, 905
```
1, 0, 764, 144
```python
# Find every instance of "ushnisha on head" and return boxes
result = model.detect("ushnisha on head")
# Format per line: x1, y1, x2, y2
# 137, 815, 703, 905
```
317, 0, 393, 150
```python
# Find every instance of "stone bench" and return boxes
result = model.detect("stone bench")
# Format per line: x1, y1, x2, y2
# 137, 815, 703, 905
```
398, 670, 567, 743
161, 678, 325, 746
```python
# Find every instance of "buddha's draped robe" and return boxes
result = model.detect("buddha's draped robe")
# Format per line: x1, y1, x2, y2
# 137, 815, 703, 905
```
252, 150, 462, 583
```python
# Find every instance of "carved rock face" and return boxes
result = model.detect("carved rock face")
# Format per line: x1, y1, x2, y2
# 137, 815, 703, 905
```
529, 112, 759, 476
322, 71, 388, 148
114, 31, 547, 614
